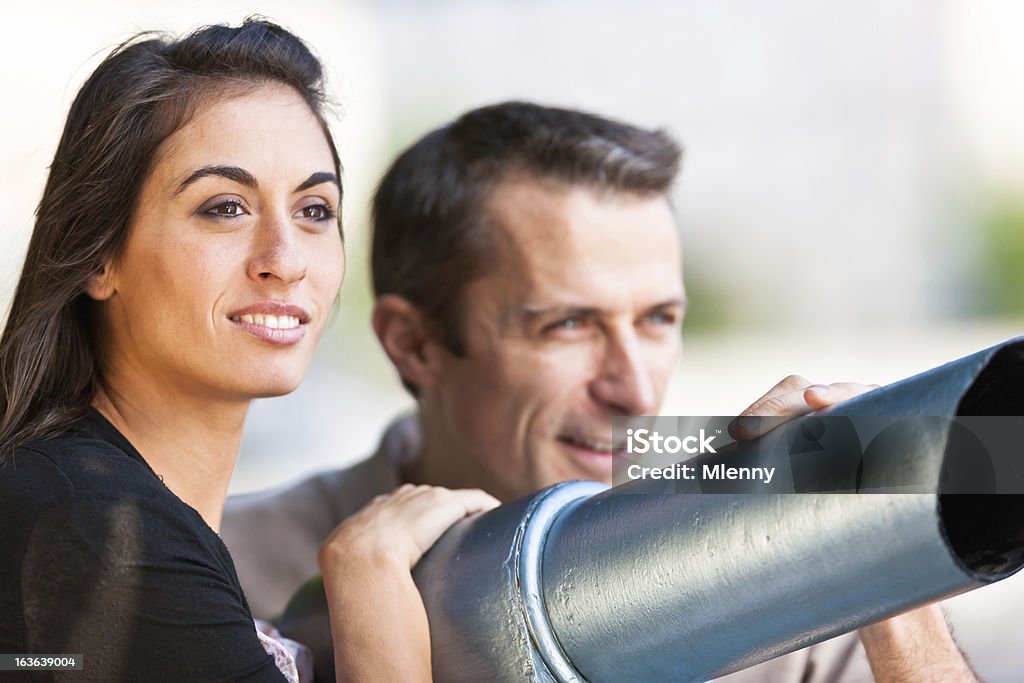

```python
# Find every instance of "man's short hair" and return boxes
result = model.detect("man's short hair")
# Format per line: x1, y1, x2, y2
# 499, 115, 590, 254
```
371, 101, 682, 358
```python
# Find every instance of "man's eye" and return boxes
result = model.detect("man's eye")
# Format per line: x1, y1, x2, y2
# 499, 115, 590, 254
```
205, 201, 246, 217
548, 317, 586, 332
644, 311, 677, 326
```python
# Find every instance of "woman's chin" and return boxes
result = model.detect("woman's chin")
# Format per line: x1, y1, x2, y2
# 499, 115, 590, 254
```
232, 369, 306, 399
251, 385, 301, 399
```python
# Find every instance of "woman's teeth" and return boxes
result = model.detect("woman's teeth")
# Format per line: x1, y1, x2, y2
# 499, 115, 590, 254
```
233, 314, 301, 329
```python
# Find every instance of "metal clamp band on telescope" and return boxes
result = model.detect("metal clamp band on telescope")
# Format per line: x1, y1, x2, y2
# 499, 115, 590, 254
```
516, 480, 607, 683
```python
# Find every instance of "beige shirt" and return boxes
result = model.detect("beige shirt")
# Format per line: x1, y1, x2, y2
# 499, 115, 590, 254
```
221, 414, 873, 682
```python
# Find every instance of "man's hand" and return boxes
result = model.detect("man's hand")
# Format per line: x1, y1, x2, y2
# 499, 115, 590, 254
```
728, 374, 879, 441
730, 375, 978, 682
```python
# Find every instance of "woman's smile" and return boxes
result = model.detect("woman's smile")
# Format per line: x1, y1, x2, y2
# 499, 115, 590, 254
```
227, 300, 311, 345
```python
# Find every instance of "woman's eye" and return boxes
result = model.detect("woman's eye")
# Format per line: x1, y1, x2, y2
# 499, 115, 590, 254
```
297, 204, 335, 221
204, 201, 247, 218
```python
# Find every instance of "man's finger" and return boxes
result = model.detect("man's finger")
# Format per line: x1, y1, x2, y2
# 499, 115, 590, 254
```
728, 375, 812, 441
735, 374, 812, 417
804, 382, 880, 409
730, 381, 880, 440
729, 389, 814, 439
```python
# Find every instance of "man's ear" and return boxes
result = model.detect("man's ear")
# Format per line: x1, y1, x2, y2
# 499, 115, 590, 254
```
84, 262, 116, 301
372, 294, 448, 392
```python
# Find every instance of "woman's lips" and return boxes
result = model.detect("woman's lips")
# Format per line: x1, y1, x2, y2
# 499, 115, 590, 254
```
229, 317, 307, 345
227, 302, 310, 346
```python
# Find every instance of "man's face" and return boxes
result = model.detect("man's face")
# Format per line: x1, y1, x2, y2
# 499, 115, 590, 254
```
425, 178, 684, 501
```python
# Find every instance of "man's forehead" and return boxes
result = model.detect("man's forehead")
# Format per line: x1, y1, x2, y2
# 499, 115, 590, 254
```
477, 177, 684, 316
486, 176, 679, 244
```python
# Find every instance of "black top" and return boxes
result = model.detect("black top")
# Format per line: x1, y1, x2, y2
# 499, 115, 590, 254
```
0, 410, 285, 682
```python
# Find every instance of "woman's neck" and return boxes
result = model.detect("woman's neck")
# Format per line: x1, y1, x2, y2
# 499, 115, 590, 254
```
92, 380, 248, 533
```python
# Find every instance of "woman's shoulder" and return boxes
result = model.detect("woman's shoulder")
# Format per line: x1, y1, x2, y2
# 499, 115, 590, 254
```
0, 416, 250, 641
0, 412, 210, 563
1, 418, 166, 510
0, 428, 282, 682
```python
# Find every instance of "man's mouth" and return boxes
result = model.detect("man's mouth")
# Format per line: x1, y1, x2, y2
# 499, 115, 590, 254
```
557, 435, 626, 457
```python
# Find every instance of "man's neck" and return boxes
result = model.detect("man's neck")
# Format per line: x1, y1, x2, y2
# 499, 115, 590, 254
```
401, 412, 463, 488
402, 412, 515, 502
92, 372, 248, 532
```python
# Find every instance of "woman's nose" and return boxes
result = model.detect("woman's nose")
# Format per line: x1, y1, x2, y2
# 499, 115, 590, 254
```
247, 213, 308, 284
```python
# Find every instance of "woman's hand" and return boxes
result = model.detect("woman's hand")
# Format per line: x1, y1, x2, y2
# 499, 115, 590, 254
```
319, 483, 499, 571
317, 484, 499, 683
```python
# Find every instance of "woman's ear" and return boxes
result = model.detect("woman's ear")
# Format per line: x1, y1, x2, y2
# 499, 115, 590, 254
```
372, 295, 448, 393
84, 263, 116, 301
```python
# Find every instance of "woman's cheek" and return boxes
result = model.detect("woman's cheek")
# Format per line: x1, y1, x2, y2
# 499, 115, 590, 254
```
314, 238, 346, 300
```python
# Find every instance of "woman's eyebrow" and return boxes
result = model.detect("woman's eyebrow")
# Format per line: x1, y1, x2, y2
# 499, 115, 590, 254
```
295, 171, 339, 192
173, 167, 339, 196
174, 165, 258, 196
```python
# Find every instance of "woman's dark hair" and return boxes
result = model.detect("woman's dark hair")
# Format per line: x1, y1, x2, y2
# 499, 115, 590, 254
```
0, 18, 342, 461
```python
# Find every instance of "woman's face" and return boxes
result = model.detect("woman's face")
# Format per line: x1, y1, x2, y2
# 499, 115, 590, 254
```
94, 84, 345, 401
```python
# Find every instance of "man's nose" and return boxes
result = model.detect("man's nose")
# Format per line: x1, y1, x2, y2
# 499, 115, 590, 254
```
247, 212, 308, 285
589, 331, 659, 416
